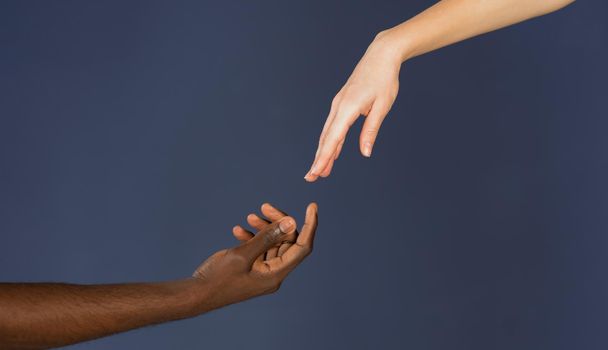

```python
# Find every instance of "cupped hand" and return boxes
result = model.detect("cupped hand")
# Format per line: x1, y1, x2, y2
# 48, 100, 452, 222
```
192, 203, 318, 309
232, 203, 305, 260
305, 35, 401, 181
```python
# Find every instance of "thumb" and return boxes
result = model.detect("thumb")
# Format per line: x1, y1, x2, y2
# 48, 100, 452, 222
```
238, 217, 296, 263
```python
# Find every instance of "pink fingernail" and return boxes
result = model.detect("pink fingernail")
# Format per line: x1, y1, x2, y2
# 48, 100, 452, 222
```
363, 142, 372, 157
279, 218, 294, 233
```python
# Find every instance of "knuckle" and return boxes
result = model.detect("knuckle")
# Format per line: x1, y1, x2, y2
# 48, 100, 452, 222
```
264, 226, 281, 244
388, 86, 399, 100
226, 249, 248, 266
263, 232, 274, 246
325, 134, 342, 147
263, 228, 281, 246
331, 95, 341, 108
364, 128, 378, 136
340, 100, 358, 113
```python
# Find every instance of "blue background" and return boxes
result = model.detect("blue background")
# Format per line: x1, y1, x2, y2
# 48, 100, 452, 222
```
1, 1, 607, 349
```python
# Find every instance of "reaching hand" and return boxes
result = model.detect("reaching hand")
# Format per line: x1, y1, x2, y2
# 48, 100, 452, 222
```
0, 203, 318, 349
304, 0, 574, 182
305, 36, 401, 182
192, 203, 318, 308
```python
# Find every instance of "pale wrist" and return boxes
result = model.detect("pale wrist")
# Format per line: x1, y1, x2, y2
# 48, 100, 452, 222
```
372, 27, 417, 64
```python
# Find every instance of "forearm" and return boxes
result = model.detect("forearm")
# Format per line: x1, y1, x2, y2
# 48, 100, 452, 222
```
0, 279, 207, 349
376, 0, 574, 63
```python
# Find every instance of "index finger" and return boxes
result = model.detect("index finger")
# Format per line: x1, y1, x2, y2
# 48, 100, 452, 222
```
261, 203, 288, 221
307, 110, 357, 181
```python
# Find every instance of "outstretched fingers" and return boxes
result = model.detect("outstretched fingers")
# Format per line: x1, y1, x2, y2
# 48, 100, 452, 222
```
260, 203, 288, 221
247, 213, 269, 231
232, 225, 254, 242
306, 105, 359, 182
235, 217, 296, 265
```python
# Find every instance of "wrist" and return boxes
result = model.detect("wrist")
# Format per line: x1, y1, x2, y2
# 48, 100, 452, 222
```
182, 276, 235, 314
372, 27, 416, 64
164, 278, 211, 317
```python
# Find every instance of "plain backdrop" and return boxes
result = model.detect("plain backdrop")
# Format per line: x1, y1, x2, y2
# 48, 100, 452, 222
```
1, 1, 607, 349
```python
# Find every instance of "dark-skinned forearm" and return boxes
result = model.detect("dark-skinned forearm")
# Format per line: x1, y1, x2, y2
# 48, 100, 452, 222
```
0, 279, 209, 349
0, 203, 319, 349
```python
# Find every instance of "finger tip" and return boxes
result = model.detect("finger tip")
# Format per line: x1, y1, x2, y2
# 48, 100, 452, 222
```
310, 160, 326, 177
304, 171, 315, 182
304, 174, 318, 182
361, 142, 373, 157
306, 203, 318, 216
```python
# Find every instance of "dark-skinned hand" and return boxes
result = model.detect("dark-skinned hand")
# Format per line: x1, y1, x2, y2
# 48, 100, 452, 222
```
192, 203, 318, 309
0, 203, 318, 349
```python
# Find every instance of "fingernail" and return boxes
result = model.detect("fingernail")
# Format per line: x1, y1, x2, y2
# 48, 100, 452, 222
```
363, 142, 372, 157
310, 164, 319, 175
279, 218, 294, 233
